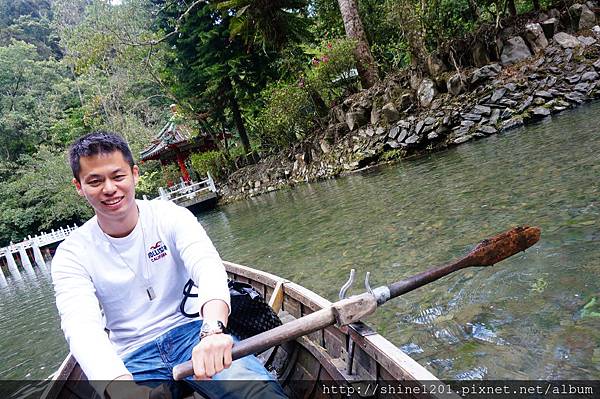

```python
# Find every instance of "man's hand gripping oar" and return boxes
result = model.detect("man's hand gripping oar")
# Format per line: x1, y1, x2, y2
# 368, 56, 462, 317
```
173, 225, 541, 380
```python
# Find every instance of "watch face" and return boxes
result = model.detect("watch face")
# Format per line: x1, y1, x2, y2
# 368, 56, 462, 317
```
200, 320, 224, 336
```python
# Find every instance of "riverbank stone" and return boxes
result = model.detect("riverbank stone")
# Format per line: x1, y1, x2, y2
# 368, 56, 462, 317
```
346, 110, 368, 131
575, 82, 590, 92
578, 35, 597, 46
477, 125, 498, 135
447, 73, 465, 95
381, 103, 400, 123
532, 106, 551, 117
473, 105, 491, 115
554, 32, 581, 48
453, 135, 473, 144
501, 36, 533, 65
501, 116, 524, 131
463, 113, 482, 121
471, 64, 501, 85
491, 88, 506, 102
418, 78, 437, 108
581, 71, 599, 81
398, 129, 409, 142
525, 23, 549, 53
578, 5, 597, 30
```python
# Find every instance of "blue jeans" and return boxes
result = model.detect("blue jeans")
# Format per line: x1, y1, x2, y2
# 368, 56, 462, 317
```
123, 321, 287, 399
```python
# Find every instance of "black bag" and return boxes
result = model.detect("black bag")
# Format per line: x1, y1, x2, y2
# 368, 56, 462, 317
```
180, 279, 282, 340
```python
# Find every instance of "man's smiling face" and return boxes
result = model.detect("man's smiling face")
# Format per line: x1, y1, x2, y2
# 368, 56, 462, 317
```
73, 150, 139, 227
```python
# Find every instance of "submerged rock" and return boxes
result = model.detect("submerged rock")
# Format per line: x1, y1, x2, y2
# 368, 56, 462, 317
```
455, 366, 488, 380
400, 342, 424, 355
467, 323, 507, 345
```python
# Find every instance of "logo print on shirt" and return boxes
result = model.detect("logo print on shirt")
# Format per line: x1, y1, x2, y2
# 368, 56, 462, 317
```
147, 240, 168, 262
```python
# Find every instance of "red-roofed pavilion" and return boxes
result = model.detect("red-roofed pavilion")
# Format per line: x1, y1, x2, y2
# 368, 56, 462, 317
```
140, 105, 218, 184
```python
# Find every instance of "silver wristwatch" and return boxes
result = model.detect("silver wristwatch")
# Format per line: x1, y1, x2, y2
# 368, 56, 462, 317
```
200, 320, 227, 339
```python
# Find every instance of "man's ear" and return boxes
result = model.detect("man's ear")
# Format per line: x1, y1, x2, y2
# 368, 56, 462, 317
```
132, 165, 140, 186
72, 178, 84, 197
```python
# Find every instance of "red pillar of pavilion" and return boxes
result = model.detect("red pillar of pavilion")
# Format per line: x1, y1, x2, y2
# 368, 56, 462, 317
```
176, 152, 191, 183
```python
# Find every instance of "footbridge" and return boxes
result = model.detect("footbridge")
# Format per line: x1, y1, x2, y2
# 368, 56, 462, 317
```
0, 225, 78, 286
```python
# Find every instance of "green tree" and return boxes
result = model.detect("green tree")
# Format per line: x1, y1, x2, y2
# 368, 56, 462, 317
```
0, 40, 75, 161
52, 0, 172, 152
0, 146, 92, 246
0, 0, 62, 59
216, 0, 311, 51
157, 0, 277, 154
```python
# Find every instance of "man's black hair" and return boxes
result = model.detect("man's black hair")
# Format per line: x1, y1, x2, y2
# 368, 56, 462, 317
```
69, 131, 135, 181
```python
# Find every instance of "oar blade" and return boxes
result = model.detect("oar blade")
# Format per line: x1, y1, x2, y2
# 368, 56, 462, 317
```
468, 225, 540, 267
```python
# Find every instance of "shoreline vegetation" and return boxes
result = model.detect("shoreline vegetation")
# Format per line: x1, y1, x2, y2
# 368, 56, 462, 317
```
220, 25, 600, 203
1, 0, 599, 245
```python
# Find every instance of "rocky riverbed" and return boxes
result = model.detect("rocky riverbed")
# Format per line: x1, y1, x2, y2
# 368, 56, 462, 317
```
220, 3, 600, 203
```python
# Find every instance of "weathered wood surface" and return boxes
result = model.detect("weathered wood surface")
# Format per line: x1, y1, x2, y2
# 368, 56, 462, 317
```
388, 226, 540, 298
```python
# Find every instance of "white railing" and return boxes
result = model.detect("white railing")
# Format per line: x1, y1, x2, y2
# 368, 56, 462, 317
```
157, 173, 216, 203
0, 224, 78, 255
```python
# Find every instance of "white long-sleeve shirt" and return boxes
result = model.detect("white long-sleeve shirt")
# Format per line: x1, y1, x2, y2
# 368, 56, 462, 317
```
51, 199, 230, 394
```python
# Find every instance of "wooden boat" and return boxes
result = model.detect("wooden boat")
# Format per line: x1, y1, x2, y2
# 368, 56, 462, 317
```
42, 261, 448, 399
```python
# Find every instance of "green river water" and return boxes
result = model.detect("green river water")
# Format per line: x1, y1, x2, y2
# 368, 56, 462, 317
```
1, 101, 599, 382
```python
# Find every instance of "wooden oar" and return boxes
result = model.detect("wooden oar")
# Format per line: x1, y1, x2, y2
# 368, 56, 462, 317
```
173, 225, 540, 380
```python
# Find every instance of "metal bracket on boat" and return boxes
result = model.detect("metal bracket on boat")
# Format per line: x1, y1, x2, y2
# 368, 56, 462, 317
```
365, 271, 373, 294
339, 269, 390, 305
339, 269, 356, 300
338, 270, 377, 375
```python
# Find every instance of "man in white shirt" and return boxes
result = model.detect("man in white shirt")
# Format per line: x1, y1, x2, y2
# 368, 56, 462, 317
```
51, 131, 286, 399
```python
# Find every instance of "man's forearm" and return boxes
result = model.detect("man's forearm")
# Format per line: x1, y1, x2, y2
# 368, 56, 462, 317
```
201, 299, 229, 326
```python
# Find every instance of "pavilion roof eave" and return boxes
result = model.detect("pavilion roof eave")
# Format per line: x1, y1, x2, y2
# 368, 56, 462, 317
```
140, 119, 192, 161
140, 137, 210, 162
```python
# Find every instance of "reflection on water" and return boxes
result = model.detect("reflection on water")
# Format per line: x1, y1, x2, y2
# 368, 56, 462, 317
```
0, 265, 66, 379
1, 102, 599, 381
